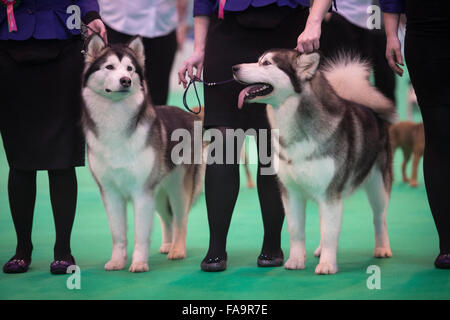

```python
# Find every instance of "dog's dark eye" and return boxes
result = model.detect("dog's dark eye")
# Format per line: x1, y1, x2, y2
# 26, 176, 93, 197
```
262, 61, 271, 66
127, 66, 133, 72
105, 65, 114, 70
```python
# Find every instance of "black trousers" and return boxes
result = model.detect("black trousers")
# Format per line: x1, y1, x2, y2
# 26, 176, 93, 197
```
405, 30, 450, 254
320, 13, 396, 104
105, 25, 177, 106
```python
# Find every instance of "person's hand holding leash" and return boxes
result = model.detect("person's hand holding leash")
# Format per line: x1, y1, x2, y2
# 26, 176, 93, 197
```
87, 18, 108, 43
179, 49, 204, 88
178, 16, 210, 88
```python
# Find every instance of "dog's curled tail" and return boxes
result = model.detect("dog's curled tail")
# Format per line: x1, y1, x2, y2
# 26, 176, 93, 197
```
321, 52, 398, 124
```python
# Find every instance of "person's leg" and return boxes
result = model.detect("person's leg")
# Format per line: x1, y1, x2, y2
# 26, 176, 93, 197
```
8, 169, 37, 259
405, 30, 450, 268
3, 169, 36, 273
420, 107, 450, 257
202, 126, 242, 271
320, 13, 356, 58
255, 128, 285, 266
105, 24, 132, 44
369, 30, 397, 104
48, 168, 77, 261
143, 31, 177, 105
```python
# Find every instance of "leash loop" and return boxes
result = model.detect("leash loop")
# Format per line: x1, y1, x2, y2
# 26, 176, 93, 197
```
183, 76, 235, 115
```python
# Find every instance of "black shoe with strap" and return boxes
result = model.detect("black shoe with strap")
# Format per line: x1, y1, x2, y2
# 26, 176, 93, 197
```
201, 253, 227, 272
257, 249, 284, 267
435, 253, 450, 269
3, 256, 31, 274
50, 255, 76, 275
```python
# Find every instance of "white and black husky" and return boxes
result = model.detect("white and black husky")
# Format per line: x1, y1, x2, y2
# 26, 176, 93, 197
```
81, 35, 204, 272
233, 49, 396, 274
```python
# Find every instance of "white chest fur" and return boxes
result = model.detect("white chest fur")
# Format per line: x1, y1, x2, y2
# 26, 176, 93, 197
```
274, 97, 336, 200
83, 89, 156, 197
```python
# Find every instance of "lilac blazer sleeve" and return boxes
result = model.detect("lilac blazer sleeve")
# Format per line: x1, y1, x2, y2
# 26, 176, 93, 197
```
379, 0, 406, 13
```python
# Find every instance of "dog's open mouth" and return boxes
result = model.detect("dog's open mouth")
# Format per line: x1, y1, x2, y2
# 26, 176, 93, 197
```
238, 83, 274, 109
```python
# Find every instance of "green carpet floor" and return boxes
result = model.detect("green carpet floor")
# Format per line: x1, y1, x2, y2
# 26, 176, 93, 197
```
0, 75, 448, 300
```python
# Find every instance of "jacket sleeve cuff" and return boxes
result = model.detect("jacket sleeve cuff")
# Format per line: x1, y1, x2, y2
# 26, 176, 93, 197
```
84, 11, 101, 24
193, 2, 213, 17
379, 0, 406, 13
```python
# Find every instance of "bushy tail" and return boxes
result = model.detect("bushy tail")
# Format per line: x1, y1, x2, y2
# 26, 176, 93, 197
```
321, 52, 398, 124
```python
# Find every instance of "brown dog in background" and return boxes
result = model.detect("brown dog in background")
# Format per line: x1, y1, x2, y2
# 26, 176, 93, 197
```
390, 121, 425, 187
192, 106, 255, 188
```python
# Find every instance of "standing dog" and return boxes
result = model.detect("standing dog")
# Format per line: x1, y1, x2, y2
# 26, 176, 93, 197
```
82, 35, 204, 272
233, 49, 396, 274
390, 121, 425, 187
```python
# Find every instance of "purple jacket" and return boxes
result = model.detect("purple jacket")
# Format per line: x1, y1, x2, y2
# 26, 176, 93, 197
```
0, 0, 99, 40
194, 0, 310, 17
379, 0, 405, 13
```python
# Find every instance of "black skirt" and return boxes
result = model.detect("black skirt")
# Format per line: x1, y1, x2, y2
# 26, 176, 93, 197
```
0, 37, 85, 170
203, 4, 308, 129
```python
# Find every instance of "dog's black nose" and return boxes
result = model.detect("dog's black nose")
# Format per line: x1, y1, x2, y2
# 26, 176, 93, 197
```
232, 65, 240, 73
120, 77, 132, 88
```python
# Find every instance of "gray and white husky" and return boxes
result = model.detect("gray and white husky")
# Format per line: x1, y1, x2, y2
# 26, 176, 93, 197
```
233, 49, 396, 274
81, 35, 204, 272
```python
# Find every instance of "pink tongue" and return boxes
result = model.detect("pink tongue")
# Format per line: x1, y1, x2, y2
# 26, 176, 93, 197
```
238, 87, 252, 109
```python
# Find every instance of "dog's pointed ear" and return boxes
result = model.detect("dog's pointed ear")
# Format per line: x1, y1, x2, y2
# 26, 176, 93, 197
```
297, 52, 321, 81
85, 34, 106, 63
127, 36, 145, 67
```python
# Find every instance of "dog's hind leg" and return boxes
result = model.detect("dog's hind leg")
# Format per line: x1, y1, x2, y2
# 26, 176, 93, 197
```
284, 190, 307, 270
167, 190, 189, 260
315, 199, 342, 275
242, 149, 255, 188
102, 190, 128, 271
130, 193, 155, 272
364, 168, 393, 258
166, 168, 192, 260
156, 192, 173, 254
155, 191, 172, 254
401, 148, 412, 183
409, 151, 421, 188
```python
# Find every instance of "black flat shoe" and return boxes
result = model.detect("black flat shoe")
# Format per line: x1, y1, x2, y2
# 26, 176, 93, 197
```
50, 255, 76, 275
435, 253, 450, 269
3, 257, 31, 274
257, 250, 284, 267
201, 253, 227, 272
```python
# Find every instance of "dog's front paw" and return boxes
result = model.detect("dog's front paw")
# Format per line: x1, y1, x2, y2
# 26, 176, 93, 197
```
129, 261, 149, 272
409, 180, 418, 188
159, 243, 171, 254
315, 262, 338, 275
284, 257, 305, 270
374, 247, 392, 258
167, 247, 186, 260
104, 259, 127, 271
